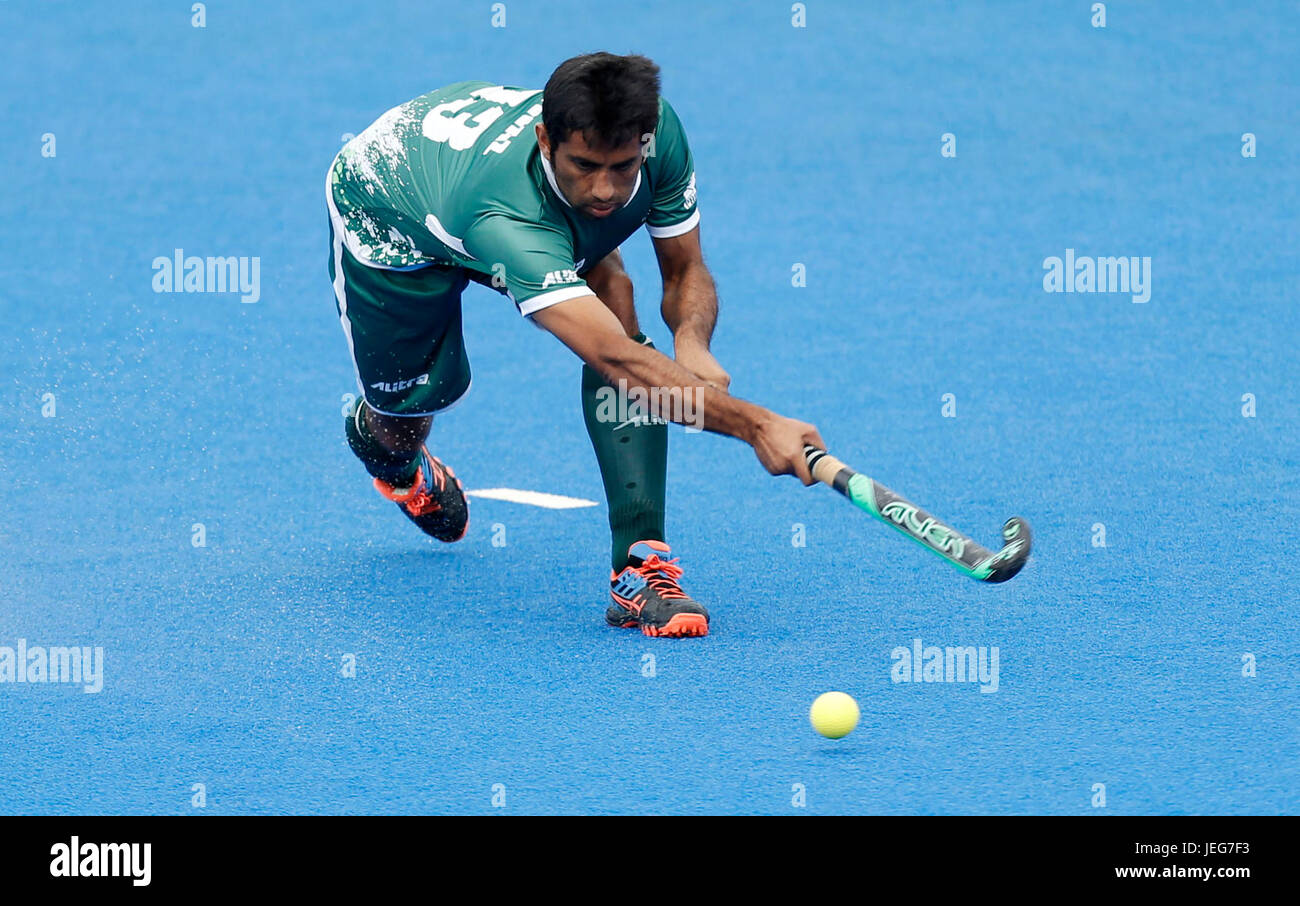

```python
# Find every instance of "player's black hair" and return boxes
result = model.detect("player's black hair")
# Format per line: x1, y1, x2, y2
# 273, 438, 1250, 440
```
542, 52, 661, 150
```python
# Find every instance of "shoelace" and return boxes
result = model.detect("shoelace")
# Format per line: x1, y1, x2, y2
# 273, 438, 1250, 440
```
635, 554, 687, 600
401, 466, 444, 516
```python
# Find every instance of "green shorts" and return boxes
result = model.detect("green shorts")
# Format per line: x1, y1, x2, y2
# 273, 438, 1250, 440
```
327, 215, 472, 416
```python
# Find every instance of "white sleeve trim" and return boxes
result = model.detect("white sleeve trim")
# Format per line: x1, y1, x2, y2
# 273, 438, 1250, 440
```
518, 285, 594, 317
646, 208, 700, 239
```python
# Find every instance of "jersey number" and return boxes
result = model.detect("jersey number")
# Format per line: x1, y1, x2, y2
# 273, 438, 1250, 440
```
423, 86, 537, 151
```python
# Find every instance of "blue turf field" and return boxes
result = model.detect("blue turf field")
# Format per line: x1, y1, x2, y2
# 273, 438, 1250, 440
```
2, 1, 1297, 815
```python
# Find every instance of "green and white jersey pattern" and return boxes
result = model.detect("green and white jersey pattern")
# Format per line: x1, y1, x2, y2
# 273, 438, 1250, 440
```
327, 80, 700, 315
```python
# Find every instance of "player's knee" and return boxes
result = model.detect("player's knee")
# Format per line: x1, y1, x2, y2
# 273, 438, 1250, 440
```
586, 258, 629, 294
356, 400, 431, 454
584, 251, 637, 336
597, 269, 633, 304
593, 273, 637, 336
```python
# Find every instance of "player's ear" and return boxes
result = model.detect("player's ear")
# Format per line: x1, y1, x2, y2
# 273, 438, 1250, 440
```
535, 123, 551, 157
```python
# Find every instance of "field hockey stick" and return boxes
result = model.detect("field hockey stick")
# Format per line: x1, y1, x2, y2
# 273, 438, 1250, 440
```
804, 445, 1032, 583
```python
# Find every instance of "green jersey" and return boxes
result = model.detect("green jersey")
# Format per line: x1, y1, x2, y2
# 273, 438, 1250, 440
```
327, 81, 699, 315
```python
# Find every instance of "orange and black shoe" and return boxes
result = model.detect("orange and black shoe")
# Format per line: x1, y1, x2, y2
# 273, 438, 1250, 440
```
606, 540, 710, 638
373, 446, 469, 543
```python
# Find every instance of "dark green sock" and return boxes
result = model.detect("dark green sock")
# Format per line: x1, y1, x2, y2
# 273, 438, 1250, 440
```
582, 334, 668, 571
345, 398, 420, 486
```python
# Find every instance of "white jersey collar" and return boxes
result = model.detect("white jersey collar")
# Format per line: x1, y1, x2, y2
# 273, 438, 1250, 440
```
539, 150, 573, 208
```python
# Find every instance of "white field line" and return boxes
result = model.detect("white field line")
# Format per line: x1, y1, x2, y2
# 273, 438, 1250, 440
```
466, 488, 599, 509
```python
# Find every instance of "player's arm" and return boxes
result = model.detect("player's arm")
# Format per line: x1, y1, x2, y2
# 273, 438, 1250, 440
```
644, 97, 726, 390
652, 226, 730, 391
530, 292, 824, 483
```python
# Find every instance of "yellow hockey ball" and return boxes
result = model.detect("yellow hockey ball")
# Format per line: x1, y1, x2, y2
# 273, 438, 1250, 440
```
809, 691, 859, 739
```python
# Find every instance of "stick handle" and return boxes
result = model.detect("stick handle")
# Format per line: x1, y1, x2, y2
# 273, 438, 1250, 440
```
804, 445, 855, 493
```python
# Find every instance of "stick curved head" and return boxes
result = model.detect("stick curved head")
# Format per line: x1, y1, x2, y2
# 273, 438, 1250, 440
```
981, 517, 1032, 583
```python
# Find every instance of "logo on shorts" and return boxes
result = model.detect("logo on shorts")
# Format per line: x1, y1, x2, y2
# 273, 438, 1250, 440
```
370, 373, 430, 393
541, 268, 580, 290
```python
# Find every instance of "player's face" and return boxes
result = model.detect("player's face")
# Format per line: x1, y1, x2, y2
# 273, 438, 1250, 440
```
544, 129, 643, 219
